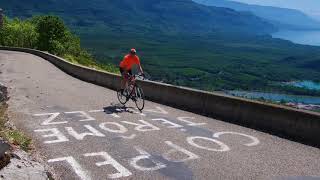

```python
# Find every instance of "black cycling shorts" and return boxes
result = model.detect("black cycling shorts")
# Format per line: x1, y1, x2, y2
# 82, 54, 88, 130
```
119, 67, 132, 76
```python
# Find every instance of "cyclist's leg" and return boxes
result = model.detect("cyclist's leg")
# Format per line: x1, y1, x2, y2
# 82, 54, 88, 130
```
128, 69, 133, 76
124, 69, 132, 90
119, 67, 126, 94
120, 68, 132, 94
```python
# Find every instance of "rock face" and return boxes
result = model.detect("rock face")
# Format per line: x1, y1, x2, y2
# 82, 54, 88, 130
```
0, 83, 9, 163
0, 141, 10, 159
0, 83, 49, 179
0, 83, 8, 102
0, 141, 10, 169
0, 149, 49, 179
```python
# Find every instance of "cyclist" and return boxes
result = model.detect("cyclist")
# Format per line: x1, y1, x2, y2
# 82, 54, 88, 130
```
119, 48, 144, 94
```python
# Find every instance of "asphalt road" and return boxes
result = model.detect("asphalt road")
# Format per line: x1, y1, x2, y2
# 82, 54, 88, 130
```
1, 50, 320, 180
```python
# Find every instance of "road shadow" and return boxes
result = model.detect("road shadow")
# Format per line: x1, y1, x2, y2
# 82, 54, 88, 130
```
103, 102, 141, 115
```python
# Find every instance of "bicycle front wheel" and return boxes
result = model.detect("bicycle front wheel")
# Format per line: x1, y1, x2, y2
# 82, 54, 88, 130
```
134, 86, 145, 111
117, 89, 128, 105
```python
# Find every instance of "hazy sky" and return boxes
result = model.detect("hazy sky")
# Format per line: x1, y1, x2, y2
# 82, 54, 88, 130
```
230, 0, 320, 19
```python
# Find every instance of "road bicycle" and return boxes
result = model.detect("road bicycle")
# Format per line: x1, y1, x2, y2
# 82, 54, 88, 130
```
117, 73, 145, 111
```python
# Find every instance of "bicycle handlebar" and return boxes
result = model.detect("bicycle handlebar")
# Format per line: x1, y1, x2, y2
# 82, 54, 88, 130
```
135, 73, 145, 80
126, 73, 145, 81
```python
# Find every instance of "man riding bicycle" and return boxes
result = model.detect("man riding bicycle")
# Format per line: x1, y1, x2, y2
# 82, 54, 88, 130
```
119, 48, 144, 95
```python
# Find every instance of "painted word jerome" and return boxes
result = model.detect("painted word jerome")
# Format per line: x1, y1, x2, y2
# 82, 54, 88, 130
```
32, 106, 260, 179
47, 135, 259, 180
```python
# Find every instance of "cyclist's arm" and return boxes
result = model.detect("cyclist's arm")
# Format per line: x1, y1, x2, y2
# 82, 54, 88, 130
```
136, 57, 144, 74
138, 64, 144, 74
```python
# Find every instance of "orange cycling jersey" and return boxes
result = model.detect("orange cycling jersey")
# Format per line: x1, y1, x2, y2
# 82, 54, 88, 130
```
119, 54, 141, 70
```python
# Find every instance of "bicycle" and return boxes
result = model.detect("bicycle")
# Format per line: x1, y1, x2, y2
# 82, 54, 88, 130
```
117, 73, 145, 111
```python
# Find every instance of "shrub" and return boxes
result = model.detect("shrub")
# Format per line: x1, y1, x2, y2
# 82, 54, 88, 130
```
0, 17, 38, 48
0, 15, 118, 74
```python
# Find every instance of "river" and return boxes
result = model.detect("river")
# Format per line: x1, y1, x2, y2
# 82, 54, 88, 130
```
272, 30, 320, 46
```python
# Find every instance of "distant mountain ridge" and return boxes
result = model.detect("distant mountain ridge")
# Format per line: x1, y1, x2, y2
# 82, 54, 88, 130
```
0, 0, 276, 35
193, 0, 320, 30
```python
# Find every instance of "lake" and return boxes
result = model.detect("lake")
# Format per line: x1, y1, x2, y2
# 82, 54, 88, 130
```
284, 81, 320, 90
272, 30, 320, 46
227, 91, 320, 105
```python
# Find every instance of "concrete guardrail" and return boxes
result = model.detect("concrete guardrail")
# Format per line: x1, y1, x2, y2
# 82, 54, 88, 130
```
1, 46, 320, 147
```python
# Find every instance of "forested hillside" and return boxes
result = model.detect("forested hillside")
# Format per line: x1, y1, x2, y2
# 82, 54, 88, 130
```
0, 0, 276, 35
1, 0, 320, 95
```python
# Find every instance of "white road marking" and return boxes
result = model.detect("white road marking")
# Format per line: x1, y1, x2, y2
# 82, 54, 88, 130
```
66, 125, 105, 140
151, 118, 183, 128
187, 136, 230, 152
103, 110, 121, 118
130, 146, 166, 171
213, 132, 260, 147
88, 110, 104, 113
131, 108, 146, 116
65, 111, 96, 121
31, 108, 262, 178
84, 152, 132, 179
110, 113, 120, 118
121, 120, 160, 132
48, 156, 91, 180
89, 109, 121, 118
119, 134, 136, 139
177, 117, 206, 126
99, 122, 128, 134
163, 141, 200, 162
144, 106, 168, 114
33, 113, 67, 125
34, 128, 69, 144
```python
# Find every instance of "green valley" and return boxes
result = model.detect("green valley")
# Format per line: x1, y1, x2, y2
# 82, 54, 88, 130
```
1, 0, 320, 96
79, 29, 320, 95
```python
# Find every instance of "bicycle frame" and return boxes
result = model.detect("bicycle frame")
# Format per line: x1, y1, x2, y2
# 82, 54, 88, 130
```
117, 73, 145, 111
124, 74, 143, 100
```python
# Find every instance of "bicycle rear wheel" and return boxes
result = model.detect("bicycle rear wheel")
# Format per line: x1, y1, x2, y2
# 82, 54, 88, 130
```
134, 85, 145, 111
117, 89, 128, 105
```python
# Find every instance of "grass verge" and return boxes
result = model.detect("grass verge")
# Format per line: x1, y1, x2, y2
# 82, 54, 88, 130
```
0, 103, 32, 152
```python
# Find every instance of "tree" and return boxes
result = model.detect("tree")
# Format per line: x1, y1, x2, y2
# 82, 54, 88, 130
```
35, 15, 67, 53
